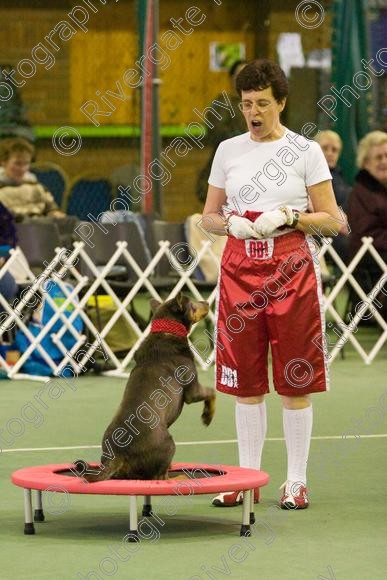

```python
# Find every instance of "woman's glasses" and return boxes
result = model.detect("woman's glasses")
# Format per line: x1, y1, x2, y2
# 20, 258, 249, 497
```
237, 100, 272, 113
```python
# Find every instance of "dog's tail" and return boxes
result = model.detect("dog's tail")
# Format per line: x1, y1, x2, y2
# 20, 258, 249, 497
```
201, 394, 216, 426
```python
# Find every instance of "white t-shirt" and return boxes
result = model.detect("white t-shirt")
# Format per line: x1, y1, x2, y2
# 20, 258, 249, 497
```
208, 128, 332, 214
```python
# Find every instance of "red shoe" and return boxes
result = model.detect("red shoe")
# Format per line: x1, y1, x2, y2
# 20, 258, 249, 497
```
212, 488, 260, 507
280, 481, 309, 510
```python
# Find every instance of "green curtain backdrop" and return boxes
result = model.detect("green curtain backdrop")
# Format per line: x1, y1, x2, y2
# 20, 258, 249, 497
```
331, 0, 371, 183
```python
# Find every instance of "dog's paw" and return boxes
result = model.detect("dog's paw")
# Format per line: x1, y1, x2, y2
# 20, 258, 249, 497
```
73, 459, 87, 475
71, 459, 103, 482
201, 396, 216, 426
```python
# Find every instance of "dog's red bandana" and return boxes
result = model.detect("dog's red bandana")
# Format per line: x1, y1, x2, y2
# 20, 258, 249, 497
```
151, 319, 188, 337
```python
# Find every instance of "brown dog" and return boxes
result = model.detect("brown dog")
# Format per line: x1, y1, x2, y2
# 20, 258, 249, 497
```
74, 293, 215, 482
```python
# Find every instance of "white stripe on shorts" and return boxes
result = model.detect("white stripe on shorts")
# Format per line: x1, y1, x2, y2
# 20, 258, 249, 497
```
305, 234, 330, 391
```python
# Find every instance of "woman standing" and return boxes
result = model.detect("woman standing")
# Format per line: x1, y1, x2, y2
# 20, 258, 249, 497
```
202, 59, 347, 509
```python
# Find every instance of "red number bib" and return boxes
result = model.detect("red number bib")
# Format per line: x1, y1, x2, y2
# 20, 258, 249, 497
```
244, 238, 274, 260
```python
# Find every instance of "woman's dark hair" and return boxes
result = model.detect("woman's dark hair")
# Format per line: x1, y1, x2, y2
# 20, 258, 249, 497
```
235, 59, 289, 102
228, 59, 247, 78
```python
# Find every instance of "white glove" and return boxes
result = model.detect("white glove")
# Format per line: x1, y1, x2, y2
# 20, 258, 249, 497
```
226, 215, 258, 239
253, 207, 292, 237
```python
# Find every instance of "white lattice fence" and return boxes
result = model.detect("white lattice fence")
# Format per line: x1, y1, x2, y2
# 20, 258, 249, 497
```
0, 239, 218, 380
319, 237, 386, 364
0, 236, 385, 381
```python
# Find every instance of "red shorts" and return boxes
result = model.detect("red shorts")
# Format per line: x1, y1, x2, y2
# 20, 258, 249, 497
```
215, 228, 329, 398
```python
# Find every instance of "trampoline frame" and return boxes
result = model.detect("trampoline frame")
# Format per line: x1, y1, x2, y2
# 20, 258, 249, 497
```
12, 462, 270, 539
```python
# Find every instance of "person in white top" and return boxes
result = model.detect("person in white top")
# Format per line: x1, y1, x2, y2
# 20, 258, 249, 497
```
201, 59, 347, 510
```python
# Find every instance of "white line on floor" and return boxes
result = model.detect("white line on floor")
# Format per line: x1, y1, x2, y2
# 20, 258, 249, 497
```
1, 434, 386, 454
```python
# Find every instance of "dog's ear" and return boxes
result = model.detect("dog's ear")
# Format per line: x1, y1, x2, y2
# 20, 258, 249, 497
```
175, 292, 184, 310
150, 299, 162, 313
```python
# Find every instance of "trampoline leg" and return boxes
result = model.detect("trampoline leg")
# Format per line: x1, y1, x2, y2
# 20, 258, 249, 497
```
128, 496, 139, 542
240, 490, 251, 537
250, 488, 255, 525
24, 489, 35, 535
34, 490, 45, 522
142, 495, 152, 517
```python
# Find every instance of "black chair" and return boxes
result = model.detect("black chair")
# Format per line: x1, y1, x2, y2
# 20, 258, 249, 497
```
16, 214, 78, 256
31, 162, 69, 209
66, 176, 113, 221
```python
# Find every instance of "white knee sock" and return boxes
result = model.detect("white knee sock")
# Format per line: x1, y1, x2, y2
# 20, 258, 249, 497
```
283, 405, 313, 486
235, 401, 267, 470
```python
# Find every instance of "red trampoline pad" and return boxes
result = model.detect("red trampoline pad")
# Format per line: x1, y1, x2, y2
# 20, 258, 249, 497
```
12, 463, 269, 496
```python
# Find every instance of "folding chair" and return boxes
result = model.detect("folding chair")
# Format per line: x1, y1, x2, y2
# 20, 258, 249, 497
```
66, 175, 113, 221
30, 162, 69, 209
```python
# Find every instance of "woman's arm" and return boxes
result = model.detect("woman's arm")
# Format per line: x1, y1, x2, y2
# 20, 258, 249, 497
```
201, 185, 228, 236
296, 180, 349, 236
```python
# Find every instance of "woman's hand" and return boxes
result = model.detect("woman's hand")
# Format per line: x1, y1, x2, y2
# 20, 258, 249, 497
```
227, 215, 259, 239
253, 209, 289, 237
301, 180, 349, 236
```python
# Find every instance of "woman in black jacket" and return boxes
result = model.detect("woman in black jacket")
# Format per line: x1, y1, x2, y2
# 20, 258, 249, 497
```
315, 130, 351, 263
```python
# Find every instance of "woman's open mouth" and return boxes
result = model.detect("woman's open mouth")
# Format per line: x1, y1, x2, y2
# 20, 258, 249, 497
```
251, 120, 263, 129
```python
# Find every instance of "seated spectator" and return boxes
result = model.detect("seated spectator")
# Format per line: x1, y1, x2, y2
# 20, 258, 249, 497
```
315, 130, 351, 263
0, 138, 65, 220
315, 130, 351, 210
348, 130, 387, 316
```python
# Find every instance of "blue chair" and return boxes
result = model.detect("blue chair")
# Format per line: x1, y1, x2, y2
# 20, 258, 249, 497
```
30, 162, 69, 208
66, 175, 113, 221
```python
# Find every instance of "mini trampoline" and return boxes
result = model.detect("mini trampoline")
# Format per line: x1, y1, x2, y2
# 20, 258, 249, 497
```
12, 462, 270, 540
